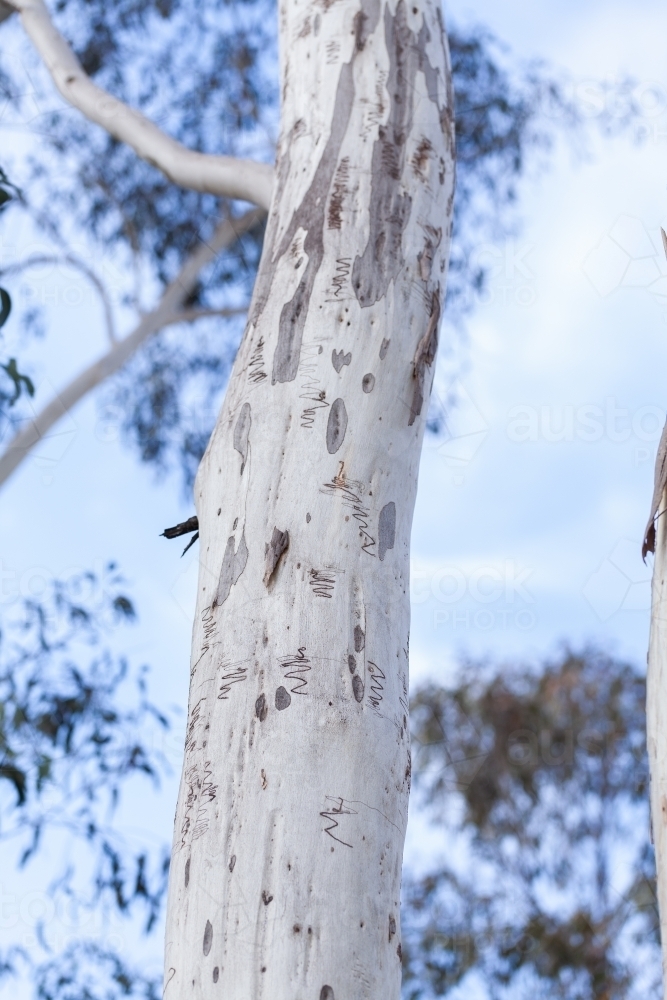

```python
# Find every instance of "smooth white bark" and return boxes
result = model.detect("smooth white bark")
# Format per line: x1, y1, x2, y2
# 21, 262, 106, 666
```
0, 210, 261, 488
164, 1, 454, 997
6, 0, 275, 210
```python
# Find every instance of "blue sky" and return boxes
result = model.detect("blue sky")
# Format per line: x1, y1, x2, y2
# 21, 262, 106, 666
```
1, 0, 667, 987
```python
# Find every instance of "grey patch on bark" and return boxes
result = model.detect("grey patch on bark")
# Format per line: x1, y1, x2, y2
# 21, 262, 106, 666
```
389, 914, 397, 941
379, 338, 390, 359
306, 513, 312, 523
184, 857, 190, 887
354, 625, 365, 652
643, 414, 667, 559
326, 398, 348, 454
255, 693, 268, 721
362, 373, 375, 393
214, 533, 249, 607
409, 290, 441, 426
352, 1, 448, 308
213, 968, 219, 983
203, 920, 213, 956
275, 686, 291, 711
352, 674, 365, 703
264, 0, 381, 384
332, 349, 352, 373
262, 891, 274, 905
233, 402, 251, 474
378, 503, 396, 562
264, 527, 289, 586
320, 987, 335, 1000
348, 654, 357, 673
228, 855, 236, 873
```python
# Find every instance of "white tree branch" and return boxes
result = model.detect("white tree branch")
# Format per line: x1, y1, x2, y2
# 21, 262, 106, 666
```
1, 252, 118, 344
0, 208, 262, 488
5, 0, 275, 210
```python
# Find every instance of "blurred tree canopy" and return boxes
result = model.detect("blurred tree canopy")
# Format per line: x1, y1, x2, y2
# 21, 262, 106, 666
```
403, 649, 659, 1000
0, 0, 639, 491
0, 570, 171, 997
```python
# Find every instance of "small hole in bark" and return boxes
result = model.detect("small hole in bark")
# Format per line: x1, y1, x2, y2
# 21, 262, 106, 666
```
306, 513, 311, 522
293, 924, 301, 933
233, 517, 238, 529
362, 373, 375, 393
217, 508, 221, 515
229, 855, 236, 872
213, 968, 219, 983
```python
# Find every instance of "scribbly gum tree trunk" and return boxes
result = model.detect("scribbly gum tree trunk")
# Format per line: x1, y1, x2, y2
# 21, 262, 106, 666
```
164, 0, 454, 996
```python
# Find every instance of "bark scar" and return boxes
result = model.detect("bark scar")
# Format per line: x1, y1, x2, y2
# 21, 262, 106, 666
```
264, 527, 290, 585
408, 289, 441, 426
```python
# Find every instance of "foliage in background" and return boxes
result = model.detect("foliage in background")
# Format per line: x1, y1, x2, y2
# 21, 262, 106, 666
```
0, 2, 641, 489
0, 569, 170, 998
403, 648, 659, 1000
0, 166, 34, 414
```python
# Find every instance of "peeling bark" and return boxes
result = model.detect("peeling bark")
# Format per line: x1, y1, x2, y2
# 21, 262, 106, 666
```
164, 1, 454, 996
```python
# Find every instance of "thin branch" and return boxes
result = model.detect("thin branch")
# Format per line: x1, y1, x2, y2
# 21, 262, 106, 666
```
5, 0, 275, 211
0, 208, 262, 489
168, 306, 249, 325
1, 252, 118, 344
